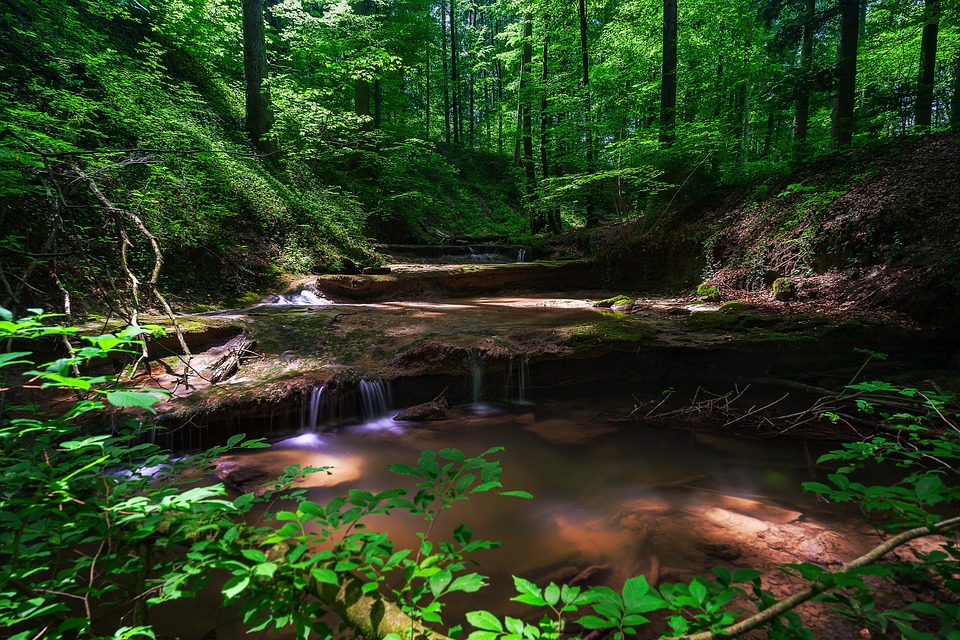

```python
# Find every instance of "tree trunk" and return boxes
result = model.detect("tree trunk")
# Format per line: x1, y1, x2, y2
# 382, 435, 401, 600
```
794, 0, 815, 148
352, 0, 372, 131
578, 0, 597, 226
521, 13, 542, 232
660, 0, 678, 146
441, 0, 451, 144
831, 0, 859, 146
451, 0, 460, 144
915, 0, 940, 130
426, 45, 431, 139
241, 0, 277, 153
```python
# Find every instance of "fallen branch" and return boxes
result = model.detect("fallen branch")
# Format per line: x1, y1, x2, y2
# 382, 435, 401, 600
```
669, 516, 960, 640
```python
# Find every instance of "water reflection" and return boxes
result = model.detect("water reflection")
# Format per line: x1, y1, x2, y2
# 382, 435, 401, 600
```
180, 402, 858, 639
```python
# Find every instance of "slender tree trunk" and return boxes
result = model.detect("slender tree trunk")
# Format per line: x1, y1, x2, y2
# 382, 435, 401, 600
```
352, 0, 372, 131
441, 0, 451, 143
451, 0, 460, 144
915, 0, 940, 130
241, 0, 277, 153
426, 45, 431, 139
794, 0, 815, 148
521, 13, 542, 232
541, 9, 561, 234
374, 78, 382, 129
470, 73, 475, 148
831, 0, 860, 146
578, 0, 597, 226
660, 0, 678, 146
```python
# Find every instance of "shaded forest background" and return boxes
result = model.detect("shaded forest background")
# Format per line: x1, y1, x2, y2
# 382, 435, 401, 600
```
1, 0, 959, 313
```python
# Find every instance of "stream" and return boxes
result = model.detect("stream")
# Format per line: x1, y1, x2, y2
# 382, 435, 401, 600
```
148, 281, 958, 639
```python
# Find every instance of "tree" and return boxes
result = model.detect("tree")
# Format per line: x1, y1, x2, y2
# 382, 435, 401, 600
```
794, 0, 816, 149
242, 0, 278, 153
915, 0, 941, 130
831, 0, 860, 146
660, 0, 678, 146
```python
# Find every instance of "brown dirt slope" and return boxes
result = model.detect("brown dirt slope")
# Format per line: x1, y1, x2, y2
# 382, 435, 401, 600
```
555, 133, 960, 326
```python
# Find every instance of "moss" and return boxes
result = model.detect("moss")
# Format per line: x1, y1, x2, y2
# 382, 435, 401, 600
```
773, 277, 797, 301
594, 295, 636, 309
564, 317, 654, 352
696, 283, 721, 302
719, 301, 751, 313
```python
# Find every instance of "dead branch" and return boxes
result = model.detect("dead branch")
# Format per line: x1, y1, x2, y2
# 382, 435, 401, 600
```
670, 516, 960, 640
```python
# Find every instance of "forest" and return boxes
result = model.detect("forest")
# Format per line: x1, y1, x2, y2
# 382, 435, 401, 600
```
1, 0, 960, 638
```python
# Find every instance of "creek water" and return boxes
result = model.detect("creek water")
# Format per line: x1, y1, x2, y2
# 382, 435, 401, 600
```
183, 396, 855, 639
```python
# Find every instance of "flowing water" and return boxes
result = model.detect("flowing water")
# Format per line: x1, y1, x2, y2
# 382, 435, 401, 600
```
183, 394, 855, 639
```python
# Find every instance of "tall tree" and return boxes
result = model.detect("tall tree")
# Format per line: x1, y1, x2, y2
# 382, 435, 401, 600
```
578, 0, 597, 225
794, 0, 816, 149
450, 0, 461, 144
352, 0, 372, 130
659, 0, 678, 146
915, 0, 940, 130
441, 0, 451, 143
831, 0, 860, 146
242, 0, 277, 153
520, 12, 542, 232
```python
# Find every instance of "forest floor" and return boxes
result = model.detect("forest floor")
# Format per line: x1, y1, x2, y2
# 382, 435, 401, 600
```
544, 132, 960, 328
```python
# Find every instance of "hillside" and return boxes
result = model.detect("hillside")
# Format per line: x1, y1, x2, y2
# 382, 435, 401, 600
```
557, 132, 960, 327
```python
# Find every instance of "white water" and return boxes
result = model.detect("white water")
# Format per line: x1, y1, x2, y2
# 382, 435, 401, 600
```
273, 290, 333, 306
301, 380, 395, 430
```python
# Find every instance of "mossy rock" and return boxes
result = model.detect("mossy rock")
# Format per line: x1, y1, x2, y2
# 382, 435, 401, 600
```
696, 283, 721, 302
719, 301, 751, 313
594, 295, 636, 309
772, 277, 797, 301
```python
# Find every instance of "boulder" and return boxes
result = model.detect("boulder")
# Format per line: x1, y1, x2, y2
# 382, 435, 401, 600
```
393, 400, 450, 422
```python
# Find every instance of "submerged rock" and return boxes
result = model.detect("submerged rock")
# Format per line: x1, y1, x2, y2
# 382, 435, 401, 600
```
393, 400, 450, 422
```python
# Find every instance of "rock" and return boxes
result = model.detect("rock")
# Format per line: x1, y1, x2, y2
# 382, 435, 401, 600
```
773, 277, 797, 301
594, 294, 636, 310
695, 542, 742, 561
393, 400, 450, 422
696, 283, 721, 302
525, 419, 618, 445
363, 266, 392, 275
667, 307, 692, 316
569, 564, 614, 587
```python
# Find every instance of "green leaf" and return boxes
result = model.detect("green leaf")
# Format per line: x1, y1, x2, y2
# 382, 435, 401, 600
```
449, 573, 487, 594
223, 575, 250, 599
253, 562, 278, 578
500, 490, 533, 499
242, 549, 267, 563
544, 583, 560, 606
466, 610, 503, 632
511, 576, 545, 606
106, 391, 166, 412
311, 567, 338, 585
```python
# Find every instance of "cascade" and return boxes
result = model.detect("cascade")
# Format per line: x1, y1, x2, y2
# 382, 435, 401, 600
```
302, 385, 325, 431
275, 290, 333, 305
359, 379, 393, 419
505, 354, 531, 404
466, 350, 484, 404
517, 248, 527, 262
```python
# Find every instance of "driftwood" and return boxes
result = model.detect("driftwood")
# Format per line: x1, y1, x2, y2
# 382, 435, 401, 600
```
207, 335, 258, 383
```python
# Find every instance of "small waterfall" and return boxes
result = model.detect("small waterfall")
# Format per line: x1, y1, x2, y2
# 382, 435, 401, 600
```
467, 350, 484, 403
505, 354, 531, 404
301, 379, 393, 429
302, 385, 325, 431
359, 379, 393, 419
274, 290, 333, 306
516, 355, 530, 404
517, 248, 527, 262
